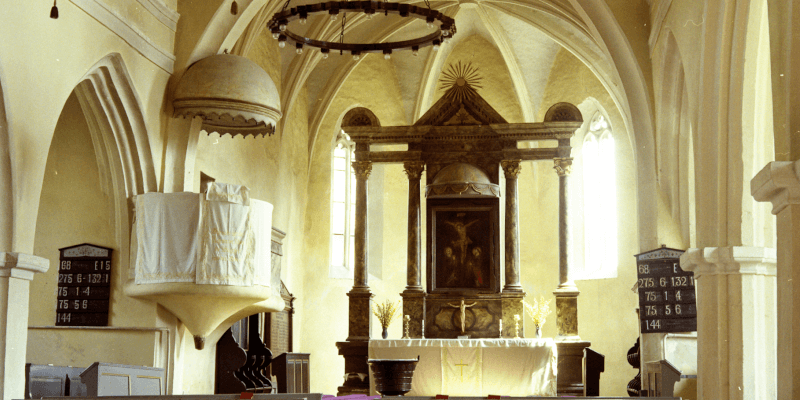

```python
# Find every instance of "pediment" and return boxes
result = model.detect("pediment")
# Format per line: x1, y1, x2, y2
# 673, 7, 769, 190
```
414, 83, 507, 127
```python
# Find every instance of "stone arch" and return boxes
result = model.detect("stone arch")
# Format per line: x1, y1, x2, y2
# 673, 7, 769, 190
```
0, 75, 11, 251
70, 53, 157, 254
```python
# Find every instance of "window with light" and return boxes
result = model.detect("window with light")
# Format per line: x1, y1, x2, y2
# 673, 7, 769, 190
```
331, 131, 356, 271
579, 112, 618, 278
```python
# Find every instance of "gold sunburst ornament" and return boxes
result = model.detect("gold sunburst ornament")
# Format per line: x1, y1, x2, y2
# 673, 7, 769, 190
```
439, 61, 483, 102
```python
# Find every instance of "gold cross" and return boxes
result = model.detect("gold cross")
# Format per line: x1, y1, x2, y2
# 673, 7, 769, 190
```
455, 359, 469, 382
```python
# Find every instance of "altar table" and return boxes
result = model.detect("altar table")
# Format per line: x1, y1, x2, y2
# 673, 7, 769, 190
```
368, 339, 557, 397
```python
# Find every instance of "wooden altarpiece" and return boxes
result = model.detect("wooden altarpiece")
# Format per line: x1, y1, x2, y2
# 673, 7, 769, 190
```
336, 77, 588, 396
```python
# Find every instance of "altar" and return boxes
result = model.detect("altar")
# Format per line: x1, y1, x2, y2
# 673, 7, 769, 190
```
368, 339, 557, 397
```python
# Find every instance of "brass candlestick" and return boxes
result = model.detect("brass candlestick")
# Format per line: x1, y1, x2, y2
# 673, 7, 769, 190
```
514, 314, 521, 338
403, 315, 410, 339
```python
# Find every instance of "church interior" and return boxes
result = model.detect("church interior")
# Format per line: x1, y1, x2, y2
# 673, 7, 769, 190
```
1, 0, 799, 399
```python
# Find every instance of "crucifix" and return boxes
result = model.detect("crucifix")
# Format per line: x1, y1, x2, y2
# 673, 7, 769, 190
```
455, 359, 469, 382
448, 299, 477, 334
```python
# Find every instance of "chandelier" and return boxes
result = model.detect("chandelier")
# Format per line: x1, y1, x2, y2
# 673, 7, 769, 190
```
267, 1, 456, 59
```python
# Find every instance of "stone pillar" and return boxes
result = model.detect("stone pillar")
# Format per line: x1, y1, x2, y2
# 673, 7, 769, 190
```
403, 161, 424, 292
551, 157, 589, 396
402, 161, 425, 338
0, 252, 49, 400
681, 247, 777, 400
338, 160, 374, 396
751, 160, 800, 399
347, 160, 373, 341
501, 160, 523, 292
351, 160, 372, 291
552, 157, 579, 337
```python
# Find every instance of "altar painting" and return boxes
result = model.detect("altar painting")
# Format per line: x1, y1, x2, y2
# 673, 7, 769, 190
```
433, 209, 492, 290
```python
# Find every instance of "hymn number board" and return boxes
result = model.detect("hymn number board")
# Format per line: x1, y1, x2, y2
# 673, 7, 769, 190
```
636, 247, 697, 333
56, 244, 112, 326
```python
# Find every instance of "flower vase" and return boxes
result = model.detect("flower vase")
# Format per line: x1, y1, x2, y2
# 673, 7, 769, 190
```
535, 325, 542, 339
382, 326, 389, 339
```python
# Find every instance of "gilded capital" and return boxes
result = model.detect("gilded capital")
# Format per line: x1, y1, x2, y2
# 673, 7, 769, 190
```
352, 161, 373, 180
553, 157, 573, 176
501, 160, 522, 179
403, 161, 425, 180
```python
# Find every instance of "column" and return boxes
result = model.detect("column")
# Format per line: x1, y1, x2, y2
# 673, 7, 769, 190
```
0, 252, 49, 400
338, 159, 374, 396
351, 160, 372, 291
681, 247, 777, 400
403, 161, 424, 292
501, 160, 523, 292
347, 160, 373, 341
552, 157, 579, 337
751, 160, 800, 399
402, 161, 425, 338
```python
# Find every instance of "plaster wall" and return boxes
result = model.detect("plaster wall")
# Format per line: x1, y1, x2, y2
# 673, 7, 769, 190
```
27, 92, 160, 369
0, 2, 170, 253
526, 48, 642, 397
301, 53, 415, 394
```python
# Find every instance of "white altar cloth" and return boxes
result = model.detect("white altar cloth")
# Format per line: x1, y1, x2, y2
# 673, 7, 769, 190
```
368, 338, 557, 397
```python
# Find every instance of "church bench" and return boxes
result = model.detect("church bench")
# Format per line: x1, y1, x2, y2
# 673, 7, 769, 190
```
35, 394, 324, 400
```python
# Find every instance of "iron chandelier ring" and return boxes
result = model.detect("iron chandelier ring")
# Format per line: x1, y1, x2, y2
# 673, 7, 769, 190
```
268, 1, 456, 54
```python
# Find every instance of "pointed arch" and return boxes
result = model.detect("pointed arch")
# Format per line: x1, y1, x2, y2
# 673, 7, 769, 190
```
0, 75, 12, 251
71, 53, 157, 253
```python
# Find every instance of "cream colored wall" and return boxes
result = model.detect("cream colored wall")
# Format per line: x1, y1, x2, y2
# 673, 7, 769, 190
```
528, 48, 641, 396
434, 35, 524, 123
28, 92, 159, 366
0, 2, 169, 253
301, 53, 412, 394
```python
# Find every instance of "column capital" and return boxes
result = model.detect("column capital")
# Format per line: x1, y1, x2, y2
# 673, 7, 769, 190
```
0, 252, 49, 280
751, 160, 800, 214
403, 161, 425, 180
553, 157, 573, 177
351, 161, 373, 180
500, 160, 522, 179
681, 246, 777, 278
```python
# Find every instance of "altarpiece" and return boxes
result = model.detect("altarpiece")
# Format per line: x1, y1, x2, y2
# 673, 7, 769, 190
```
336, 64, 588, 396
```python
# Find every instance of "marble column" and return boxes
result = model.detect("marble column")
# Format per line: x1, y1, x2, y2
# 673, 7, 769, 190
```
403, 161, 425, 292
0, 252, 49, 400
402, 161, 426, 338
351, 160, 372, 291
501, 160, 523, 292
751, 160, 800, 399
681, 247, 777, 400
552, 157, 579, 337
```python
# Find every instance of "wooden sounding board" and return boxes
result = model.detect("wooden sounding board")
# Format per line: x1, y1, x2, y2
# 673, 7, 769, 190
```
56, 244, 112, 326
635, 246, 697, 333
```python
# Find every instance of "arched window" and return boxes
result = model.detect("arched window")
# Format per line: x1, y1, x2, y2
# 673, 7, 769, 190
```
330, 130, 356, 271
571, 104, 618, 280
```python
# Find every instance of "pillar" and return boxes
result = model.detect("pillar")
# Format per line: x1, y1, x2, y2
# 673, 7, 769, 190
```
552, 157, 579, 337
551, 157, 589, 396
402, 161, 425, 338
0, 252, 49, 400
338, 159, 374, 396
751, 160, 800, 399
403, 161, 424, 292
501, 160, 523, 292
681, 247, 777, 400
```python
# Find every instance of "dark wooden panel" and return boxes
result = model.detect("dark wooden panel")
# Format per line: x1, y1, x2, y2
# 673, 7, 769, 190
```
636, 248, 697, 334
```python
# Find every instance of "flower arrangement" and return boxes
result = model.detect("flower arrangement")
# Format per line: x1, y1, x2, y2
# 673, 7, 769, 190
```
372, 299, 401, 330
522, 296, 553, 330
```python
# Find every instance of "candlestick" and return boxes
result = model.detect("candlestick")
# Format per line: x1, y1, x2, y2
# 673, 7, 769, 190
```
499, 319, 503, 337
403, 315, 410, 339
514, 314, 521, 338
421, 319, 425, 339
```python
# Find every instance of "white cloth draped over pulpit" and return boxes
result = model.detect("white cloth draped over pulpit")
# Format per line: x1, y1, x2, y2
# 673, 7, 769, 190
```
133, 183, 273, 286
